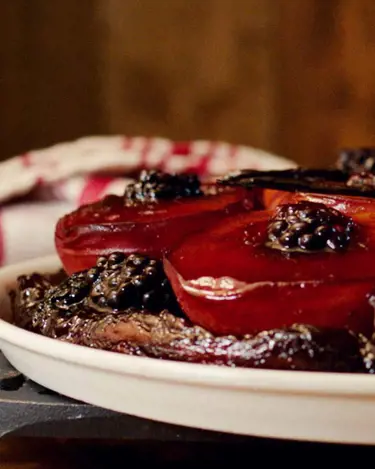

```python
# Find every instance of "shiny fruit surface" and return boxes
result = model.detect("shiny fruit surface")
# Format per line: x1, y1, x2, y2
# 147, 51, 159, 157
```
165, 208, 375, 337
56, 186, 253, 275
265, 189, 375, 219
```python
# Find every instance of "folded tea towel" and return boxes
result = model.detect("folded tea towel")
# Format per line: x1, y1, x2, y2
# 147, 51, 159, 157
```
0, 135, 295, 266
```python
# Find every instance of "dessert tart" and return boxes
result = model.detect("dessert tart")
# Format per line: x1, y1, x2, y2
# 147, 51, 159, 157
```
10, 148, 375, 374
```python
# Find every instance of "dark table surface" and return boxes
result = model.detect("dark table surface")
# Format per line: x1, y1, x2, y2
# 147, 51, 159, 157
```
2, 352, 375, 467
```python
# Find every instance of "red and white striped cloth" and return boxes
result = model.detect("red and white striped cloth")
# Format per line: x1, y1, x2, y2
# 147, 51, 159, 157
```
0, 135, 295, 266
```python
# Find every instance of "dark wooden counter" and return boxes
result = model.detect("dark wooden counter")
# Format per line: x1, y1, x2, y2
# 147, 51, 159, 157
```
4, 436, 375, 468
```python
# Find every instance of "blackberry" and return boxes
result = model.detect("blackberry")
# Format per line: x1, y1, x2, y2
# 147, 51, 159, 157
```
346, 171, 375, 189
124, 169, 202, 203
266, 202, 354, 253
26, 252, 180, 322
49, 271, 93, 314
337, 147, 375, 173
17, 273, 52, 307
95, 252, 126, 270
90, 252, 177, 312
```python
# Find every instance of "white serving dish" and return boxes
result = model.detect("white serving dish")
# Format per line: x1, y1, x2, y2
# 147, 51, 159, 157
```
1, 255, 375, 445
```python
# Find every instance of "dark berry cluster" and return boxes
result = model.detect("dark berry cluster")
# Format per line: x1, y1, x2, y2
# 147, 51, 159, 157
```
44, 252, 177, 316
49, 271, 92, 314
89, 252, 176, 312
124, 170, 202, 203
17, 273, 52, 304
346, 171, 375, 189
337, 147, 375, 174
266, 202, 354, 253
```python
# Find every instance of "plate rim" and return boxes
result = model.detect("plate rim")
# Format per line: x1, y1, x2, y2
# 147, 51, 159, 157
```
1, 254, 375, 397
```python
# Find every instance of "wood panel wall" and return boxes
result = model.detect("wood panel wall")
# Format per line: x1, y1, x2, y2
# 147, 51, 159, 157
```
1, 0, 375, 167
0, 1, 103, 158
276, 0, 375, 166
99, 0, 277, 151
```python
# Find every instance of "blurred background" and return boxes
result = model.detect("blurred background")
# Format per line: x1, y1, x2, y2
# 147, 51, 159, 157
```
1, 0, 375, 167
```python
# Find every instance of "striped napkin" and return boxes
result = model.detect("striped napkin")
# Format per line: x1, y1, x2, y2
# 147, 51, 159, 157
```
0, 135, 295, 266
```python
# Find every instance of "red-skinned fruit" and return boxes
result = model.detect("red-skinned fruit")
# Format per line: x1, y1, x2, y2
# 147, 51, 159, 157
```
232, 168, 375, 218
164, 205, 375, 337
55, 182, 253, 275
265, 188, 375, 219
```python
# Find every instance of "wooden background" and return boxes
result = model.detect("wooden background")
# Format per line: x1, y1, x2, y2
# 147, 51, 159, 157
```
1, 0, 375, 167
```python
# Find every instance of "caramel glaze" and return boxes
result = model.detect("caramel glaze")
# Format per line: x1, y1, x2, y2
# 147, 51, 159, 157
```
10, 272, 375, 373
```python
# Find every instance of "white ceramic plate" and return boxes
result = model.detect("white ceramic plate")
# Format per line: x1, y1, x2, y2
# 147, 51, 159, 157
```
1, 256, 375, 445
